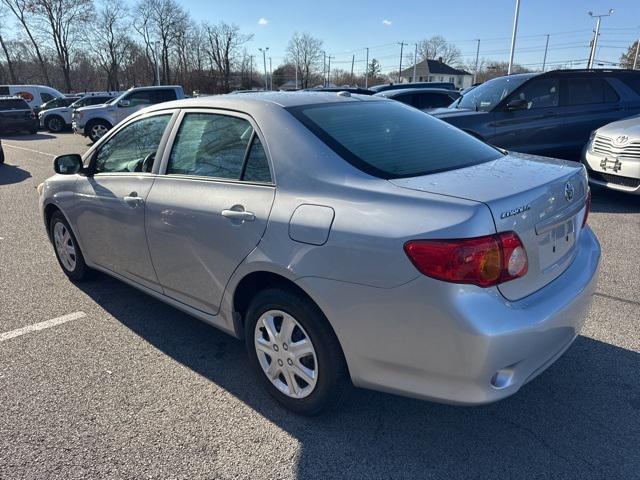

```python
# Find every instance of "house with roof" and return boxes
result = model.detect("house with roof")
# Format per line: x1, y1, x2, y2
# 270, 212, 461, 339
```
399, 58, 473, 89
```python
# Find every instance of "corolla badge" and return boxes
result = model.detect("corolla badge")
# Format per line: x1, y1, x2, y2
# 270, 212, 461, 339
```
564, 182, 575, 202
614, 135, 629, 145
500, 204, 531, 219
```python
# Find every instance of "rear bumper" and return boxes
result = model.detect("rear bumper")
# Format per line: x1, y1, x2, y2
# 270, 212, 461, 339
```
297, 227, 601, 405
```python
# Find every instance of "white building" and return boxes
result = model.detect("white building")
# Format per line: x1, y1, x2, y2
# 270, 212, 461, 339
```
400, 58, 473, 89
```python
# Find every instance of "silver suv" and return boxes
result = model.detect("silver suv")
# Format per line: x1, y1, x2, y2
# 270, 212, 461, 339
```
72, 86, 184, 143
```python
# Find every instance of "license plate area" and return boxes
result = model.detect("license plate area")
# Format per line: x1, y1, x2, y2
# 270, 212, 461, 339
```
538, 218, 576, 271
600, 156, 623, 173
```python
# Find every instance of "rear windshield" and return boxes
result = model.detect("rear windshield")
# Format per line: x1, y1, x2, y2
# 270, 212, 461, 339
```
0, 99, 29, 110
288, 101, 502, 179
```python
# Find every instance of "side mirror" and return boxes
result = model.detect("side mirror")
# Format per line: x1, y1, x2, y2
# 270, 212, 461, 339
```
506, 98, 528, 111
54, 154, 83, 175
119, 99, 131, 107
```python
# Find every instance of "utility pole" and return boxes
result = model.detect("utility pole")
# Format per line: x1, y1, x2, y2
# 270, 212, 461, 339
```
295, 59, 299, 89
588, 10, 614, 69
154, 40, 161, 86
507, 0, 521, 75
398, 42, 408, 83
327, 55, 333, 86
633, 38, 639, 70
473, 39, 480, 83
259, 47, 269, 90
322, 51, 326, 86
249, 55, 254, 89
412, 43, 418, 83
365, 47, 369, 88
269, 57, 272, 90
541, 34, 550, 72
351, 54, 355, 85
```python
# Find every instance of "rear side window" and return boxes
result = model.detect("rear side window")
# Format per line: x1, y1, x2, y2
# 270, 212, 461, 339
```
565, 78, 619, 105
154, 89, 177, 103
0, 99, 30, 110
288, 101, 502, 179
90, 96, 111, 105
167, 113, 253, 179
242, 137, 272, 183
393, 94, 415, 107
415, 93, 454, 109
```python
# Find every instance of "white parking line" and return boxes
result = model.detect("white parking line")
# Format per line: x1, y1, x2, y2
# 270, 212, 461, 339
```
0, 311, 86, 342
2, 143, 56, 157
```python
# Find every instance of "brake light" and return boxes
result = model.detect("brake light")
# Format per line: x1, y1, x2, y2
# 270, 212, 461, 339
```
582, 189, 591, 229
404, 232, 528, 288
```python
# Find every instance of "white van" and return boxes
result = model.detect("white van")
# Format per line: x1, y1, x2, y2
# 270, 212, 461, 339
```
0, 85, 65, 112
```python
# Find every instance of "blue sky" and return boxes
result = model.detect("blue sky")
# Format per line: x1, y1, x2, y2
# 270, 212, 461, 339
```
180, 0, 640, 73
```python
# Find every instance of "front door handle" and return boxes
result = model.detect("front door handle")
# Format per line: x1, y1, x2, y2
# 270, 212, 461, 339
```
123, 192, 144, 207
222, 206, 255, 222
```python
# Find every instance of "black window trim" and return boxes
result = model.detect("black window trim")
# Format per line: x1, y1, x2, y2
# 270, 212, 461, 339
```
157, 108, 275, 186
286, 101, 504, 180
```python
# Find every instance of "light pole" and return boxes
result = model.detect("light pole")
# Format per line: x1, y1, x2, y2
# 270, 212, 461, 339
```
259, 47, 269, 90
541, 34, 550, 72
268, 56, 272, 90
507, 0, 521, 75
473, 39, 480, 83
327, 55, 333, 85
587, 9, 614, 69
412, 43, 418, 83
249, 55, 254, 89
398, 42, 408, 83
154, 40, 161, 86
633, 38, 640, 70
364, 47, 369, 88
322, 51, 326, 86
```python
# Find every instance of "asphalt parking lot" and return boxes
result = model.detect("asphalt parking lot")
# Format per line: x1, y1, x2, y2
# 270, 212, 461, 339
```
1, 132, 639, 480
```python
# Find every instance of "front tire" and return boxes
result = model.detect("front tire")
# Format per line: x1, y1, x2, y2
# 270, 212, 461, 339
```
87, 120, 111, 143
45, 115, 65, 133
245, 288, 349, 415
49, 211, 92, 281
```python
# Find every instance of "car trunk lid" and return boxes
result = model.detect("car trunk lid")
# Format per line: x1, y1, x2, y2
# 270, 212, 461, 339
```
390, 152, 589, 301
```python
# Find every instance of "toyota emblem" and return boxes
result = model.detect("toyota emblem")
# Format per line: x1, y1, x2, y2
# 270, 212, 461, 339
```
564, 182, 575, 202
614, 135, 629, 145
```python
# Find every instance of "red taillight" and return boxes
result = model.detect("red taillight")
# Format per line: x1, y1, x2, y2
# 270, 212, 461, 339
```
582, 189, 591, 229
404, 232, 528, 288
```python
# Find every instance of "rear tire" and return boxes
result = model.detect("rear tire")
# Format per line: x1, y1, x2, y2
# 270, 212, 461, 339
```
245, 287, 350, 415
87, 119, 111, 143
49, 211, 92, 282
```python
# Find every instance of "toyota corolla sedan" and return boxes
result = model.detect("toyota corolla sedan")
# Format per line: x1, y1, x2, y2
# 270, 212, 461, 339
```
39, 92, 600, 415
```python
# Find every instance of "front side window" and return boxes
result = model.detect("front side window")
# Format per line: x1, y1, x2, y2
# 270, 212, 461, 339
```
93, 114, 171, 174
40, 92, 55, 103
168, 113, 254, 179
511, 78, 559, 109
565, 78, 619, 106
416, 93, 453, 109
456, 75, 530, 111
289, 101, 502, 179
124, 91, 153, 108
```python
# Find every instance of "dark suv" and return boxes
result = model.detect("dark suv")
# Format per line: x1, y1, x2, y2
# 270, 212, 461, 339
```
432, 69, 640, 160
0, 97, 38, 135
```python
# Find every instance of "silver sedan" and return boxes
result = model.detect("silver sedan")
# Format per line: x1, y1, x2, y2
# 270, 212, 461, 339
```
39, 92, 600, 415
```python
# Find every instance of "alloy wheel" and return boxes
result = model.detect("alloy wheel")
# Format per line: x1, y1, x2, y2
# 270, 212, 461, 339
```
90, 124, 108, 141
254, 309, 318, 399
53, 221, 77, 272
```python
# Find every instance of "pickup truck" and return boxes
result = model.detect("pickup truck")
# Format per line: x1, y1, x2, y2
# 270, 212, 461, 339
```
72, 86, 185, 143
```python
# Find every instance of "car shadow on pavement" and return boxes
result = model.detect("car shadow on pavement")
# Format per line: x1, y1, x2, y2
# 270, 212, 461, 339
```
591, 186, 640, 214
0, 163, 32, 185
0, 132, 56, 141
76, 275, 640, 480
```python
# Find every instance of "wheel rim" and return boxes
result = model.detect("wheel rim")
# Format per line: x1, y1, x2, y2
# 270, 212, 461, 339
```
53, 222, 77, 271
254, 309, 318, 399
90, 124, 108, 140
49, 118, 62, 132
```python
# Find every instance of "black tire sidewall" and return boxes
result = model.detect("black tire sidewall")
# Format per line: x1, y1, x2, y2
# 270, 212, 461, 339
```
245, 288, 348, 415
49, 212, 89, 281
46, 116, 62, 132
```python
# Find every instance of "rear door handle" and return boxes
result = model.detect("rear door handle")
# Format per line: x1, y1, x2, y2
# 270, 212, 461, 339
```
222, 207, 255, 222
123, 192, 144, 206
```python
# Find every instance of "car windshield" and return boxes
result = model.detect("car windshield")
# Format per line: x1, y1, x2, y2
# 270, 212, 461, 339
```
455, 75, 531, 111
288, 101, 502, 179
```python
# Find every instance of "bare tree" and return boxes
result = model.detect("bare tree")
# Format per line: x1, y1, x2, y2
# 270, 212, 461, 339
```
203, 21, 252, 93
89, 0, 130, 90
285, 32, 323, 89
0, 6, 17, 82
417, 35, 462, 66
30, 0, 94, 91
1, 0, 51, 84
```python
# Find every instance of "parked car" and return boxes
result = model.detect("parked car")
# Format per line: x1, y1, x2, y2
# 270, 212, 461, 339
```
370, 82, 457, 93
40, 92, 599, 415
40, 96, 81, 112
304, 87, 374, 95
72, 86, 185, 143
0, 85, 65, 113
432, 69, 640, 160
374, 87, 460, 110
40, 94, 117, 132
582, 114, 640, 194
0, 96, 38, 135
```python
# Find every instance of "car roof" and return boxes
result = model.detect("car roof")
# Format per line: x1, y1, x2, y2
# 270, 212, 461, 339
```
144, 91, 384, 113
376, 88, 458, 97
